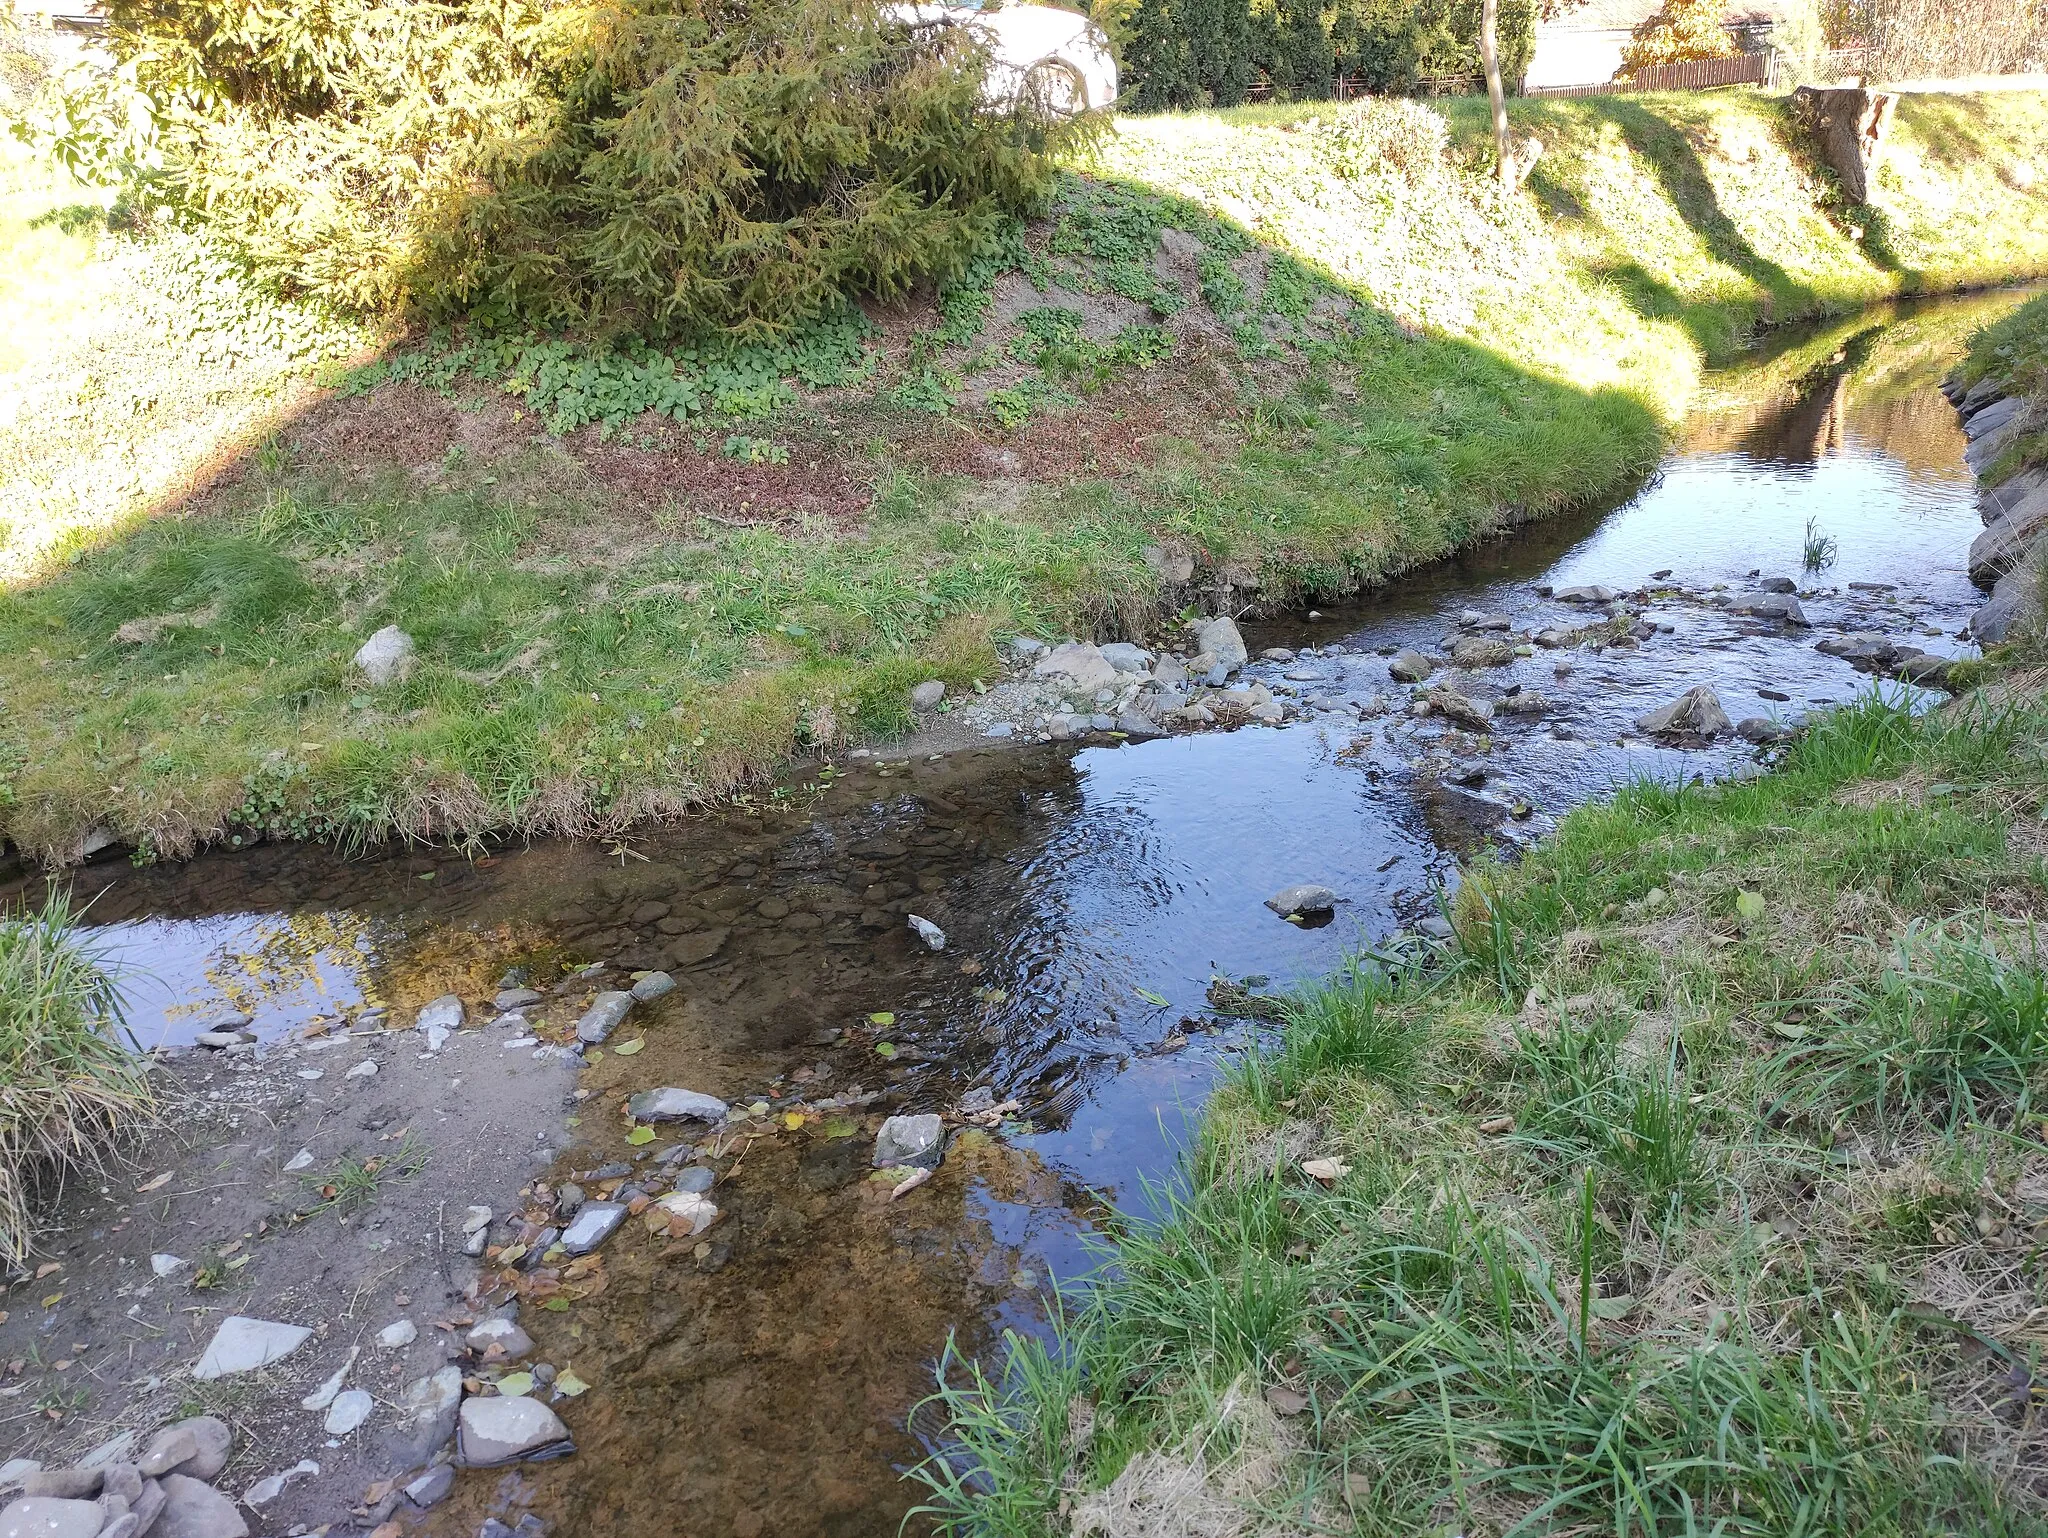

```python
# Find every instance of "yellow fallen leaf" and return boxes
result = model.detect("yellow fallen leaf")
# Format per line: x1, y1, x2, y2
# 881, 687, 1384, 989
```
782, 1112, 805, 1131
612, 1038, 644, 1056
626, 1126, 654, 1145
136, 1171, 173, 1193
41, 1293, 63, 1309
1301, 1157, 1349, 1184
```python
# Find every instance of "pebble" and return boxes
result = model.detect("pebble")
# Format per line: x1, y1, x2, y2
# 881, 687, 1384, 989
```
559, 1202, 626, 1255
345, 1060, 378, 1079
1388, 649, 1434, 683
403, 1466, 456, 1508
671, 1166, 716, 1195
299, 1352, 357, 1411
242, 1461, 318, 1507
462, 1204, 493, 1234
415, 995, 465, 1033
324, 1390, 374, 1436
154, 1474, 248, 1538
629, 971, 675, 1003
466, 1317, 536, 1361
495, 988, 544, 1011
907, 915, 946, 951
377, 1319, 417, 1348
353, 625, 415, 686
910, 680, 947, 709
574, 992, 635, 1045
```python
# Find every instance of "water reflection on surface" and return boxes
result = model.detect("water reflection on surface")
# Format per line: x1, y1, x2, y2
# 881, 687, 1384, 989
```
7, 285, 2031, 1535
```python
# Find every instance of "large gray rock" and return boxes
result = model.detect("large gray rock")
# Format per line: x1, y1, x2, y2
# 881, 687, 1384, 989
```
910, 679, 946, 710
1637, 686, 1732, 738
1032, 642, 1120, 693
15, 1473, 95, 1501
629, 971, 675, 1003
384, 1366, 464, 1466
1733, 592, 1808, 625
559, 1202, 625, 1255
1429, 688, 1494, 729
574, 991, 634, 1045
1965, 395, 2023, 440
1448, 634, 1514, 668
137, 1419, 231, 1481
353, 625, 415, 686
1554, 584, 1618, 604
627, 1086, 729, 1123
324, 1390, 374, 1436
1388, 649, 1434, 683
1967, 492, 2048, 587
1264, 884, 1337, 918
1982, 467, 2048, 526
457, 1396, 574, 1467
152, 1475, 248, 1538
1098, 642, 1153, 675
1816, 632, 1900, 670
0, 1497, 103, 1538
193, 1317, 310, 1381
1974, 557, 2044, 643
1191, 616, 1248, 669
873, 1114, 946, 1171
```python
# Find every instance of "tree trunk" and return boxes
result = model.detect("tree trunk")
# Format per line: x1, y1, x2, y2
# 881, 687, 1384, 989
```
1481, 0, 1514, 187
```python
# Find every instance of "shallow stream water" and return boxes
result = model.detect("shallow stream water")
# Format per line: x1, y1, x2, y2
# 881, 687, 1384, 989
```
5, 287, 2032, 1535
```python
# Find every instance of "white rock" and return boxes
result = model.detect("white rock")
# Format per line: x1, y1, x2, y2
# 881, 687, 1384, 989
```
414, 994, 465, 1033
1191, 615, 1248, 668
242, 1459, 319, 1506
425, 1025, 450, 1052
324, 1389, 374, 1436
281, 1149, 314, 1172
149, 1254, 187, 1278
456, 1396, 573, 1467
193, 1316, 311, 1380
353, 625, 415, 685
377, 1319, 417, 1349
461, 1204, 493, 1235
345, 1060, 377, 1079
908, 915, 946, 951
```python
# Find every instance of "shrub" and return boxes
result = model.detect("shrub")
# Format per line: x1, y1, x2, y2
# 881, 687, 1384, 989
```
1619, 0, 1739, 74
95, 0, 1069, 337
0, 895, 157, 1264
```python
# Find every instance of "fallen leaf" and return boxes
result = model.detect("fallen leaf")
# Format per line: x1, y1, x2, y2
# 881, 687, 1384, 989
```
959, 959, 983, 975
554, 1368, 590, 1397
135, 1171, 173, 1193
1735, 890, 1766, 921
1590, 1293, 1636, 1320
40, 1294, 63, 1309
612, 1038, 644, 1056
822, 1116, 859, 1140
33, 1263, 60, 1281
1477, 1115, 1515, 1136
874, 1042, 898, 1059
541, 1296, 570, 1312
1264, 1384, 1309, 1416
1301, 1157, 1349, 1184
217, 1240, 242, 1257
869, 1012, 896, 1027
626, 1126, 655, 1145
497, 1372, 535, 1396
782, 1112, 805, 1131
1769, 1020, 1809, 1040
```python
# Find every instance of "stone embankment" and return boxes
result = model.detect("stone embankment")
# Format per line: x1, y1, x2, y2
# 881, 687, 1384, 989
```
1944, 370, 2045, 643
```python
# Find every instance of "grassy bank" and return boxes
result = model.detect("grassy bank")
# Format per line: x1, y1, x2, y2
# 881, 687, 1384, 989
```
0, 896, 155, 1263
915, 677, 2048, 1535
3, 88, 2048, 864
1959, 289, 2048, 490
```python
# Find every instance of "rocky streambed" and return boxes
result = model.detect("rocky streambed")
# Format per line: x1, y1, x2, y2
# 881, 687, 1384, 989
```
0, 287, 2037, 1538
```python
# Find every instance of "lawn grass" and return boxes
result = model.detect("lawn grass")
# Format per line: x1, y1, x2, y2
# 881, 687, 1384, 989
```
0, 893, 157, 1263
2, 88, 2048, 864
911, 677, 2048, 1537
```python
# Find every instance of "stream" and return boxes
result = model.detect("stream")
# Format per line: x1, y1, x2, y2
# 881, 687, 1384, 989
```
3, 286, 2030, 1536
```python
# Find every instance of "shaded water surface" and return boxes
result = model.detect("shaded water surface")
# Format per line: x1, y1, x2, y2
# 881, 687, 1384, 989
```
8, 288, 2028, 1535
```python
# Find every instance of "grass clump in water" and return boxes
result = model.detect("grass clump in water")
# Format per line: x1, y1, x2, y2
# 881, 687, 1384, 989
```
0, 894, 157, 1264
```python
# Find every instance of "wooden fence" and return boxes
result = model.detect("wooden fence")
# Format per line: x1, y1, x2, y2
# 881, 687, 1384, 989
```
1523, 49, 1775, 98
